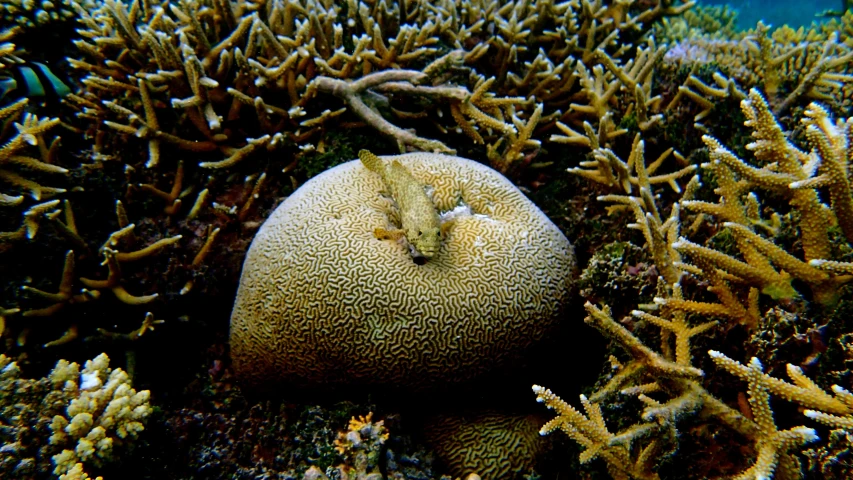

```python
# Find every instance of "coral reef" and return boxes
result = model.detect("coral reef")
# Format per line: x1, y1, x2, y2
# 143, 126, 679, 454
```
135, 343, 442, 479
3, 0, 853, 478
230, 152, 575, 389
533, 77, 853, 478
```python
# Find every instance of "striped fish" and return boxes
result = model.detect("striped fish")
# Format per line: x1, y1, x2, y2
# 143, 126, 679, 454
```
0, 62, 71, 106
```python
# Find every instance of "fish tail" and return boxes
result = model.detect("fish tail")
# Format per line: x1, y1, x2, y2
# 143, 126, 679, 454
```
358, 149, 384, 174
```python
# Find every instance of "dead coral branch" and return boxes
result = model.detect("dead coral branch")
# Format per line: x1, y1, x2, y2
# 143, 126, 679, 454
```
311, 70, 455, 154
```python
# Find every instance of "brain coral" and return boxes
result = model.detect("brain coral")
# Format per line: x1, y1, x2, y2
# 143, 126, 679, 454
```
229, 153, 575, 388
423, 412, 545, 478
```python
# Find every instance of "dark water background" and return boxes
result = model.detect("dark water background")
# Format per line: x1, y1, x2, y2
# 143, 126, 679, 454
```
699, 0, 841, 29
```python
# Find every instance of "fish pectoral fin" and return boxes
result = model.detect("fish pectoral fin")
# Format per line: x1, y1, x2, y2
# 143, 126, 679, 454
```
374, 228, 405, 241
440, 219, 456, 237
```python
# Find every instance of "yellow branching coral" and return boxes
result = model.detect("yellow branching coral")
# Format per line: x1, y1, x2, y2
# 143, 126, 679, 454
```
796, 102, 853, 245
66, 0, 697, 182
14, 200, 180, 346
709, 353, 819, 480
0, 93, 68, 252
533, 385, 660, 480
569, 132, 694, 195
653, 4, 738, 43
662, 21, 853, 115
533, 302, 753, 480
536, 78, 853, 479
675, 89, 852, 306
0, 99, 65, 201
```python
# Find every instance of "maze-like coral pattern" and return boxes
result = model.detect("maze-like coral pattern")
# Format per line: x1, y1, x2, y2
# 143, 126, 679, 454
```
229, 153, 575, 388
423, 412, 544, 479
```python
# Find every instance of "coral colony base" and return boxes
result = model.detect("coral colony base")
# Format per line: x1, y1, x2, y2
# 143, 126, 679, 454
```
0, 0, 852, 479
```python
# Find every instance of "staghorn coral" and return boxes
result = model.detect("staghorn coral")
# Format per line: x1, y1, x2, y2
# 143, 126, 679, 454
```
0, 96, 68, 250
9, 197, 181, 348
534, 82, 853, 478
64, 0, 698, 179
652, 4, 739, 44
230, 152, 575, 389
662, 19, 853, 123
532, 300, 740, 480
0, 0, 95, 31
673, 89, 852, 310
0, 352, 149, 479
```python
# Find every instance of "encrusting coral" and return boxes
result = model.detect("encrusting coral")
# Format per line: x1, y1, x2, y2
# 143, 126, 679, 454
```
0, 352, 150, 479
230, 151, 575, 389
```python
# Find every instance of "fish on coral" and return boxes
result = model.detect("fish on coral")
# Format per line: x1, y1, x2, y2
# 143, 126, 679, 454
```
229, 152, 576, 390
358, 149, 442, 260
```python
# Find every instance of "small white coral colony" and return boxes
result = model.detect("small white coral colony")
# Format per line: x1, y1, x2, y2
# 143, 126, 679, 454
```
48, 353, 151, 476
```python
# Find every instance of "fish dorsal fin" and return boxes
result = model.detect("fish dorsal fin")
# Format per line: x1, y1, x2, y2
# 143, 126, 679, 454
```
18, 65, 45, 98
358, 149, 385, 174
31, 62, 72, 98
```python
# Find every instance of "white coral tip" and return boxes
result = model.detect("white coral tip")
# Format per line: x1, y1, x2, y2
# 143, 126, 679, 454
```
794, 426, 819, 442
832, 385, 850, 395
80, 371, 101, 390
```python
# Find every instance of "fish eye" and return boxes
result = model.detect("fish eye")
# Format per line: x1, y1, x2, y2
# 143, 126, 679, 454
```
417, 230, 422, 236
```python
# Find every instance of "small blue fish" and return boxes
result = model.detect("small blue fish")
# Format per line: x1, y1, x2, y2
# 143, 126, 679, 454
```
0, 62, 71, 106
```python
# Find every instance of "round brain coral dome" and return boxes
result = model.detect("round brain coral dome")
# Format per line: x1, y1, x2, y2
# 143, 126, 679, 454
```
229, 153, 576, 389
